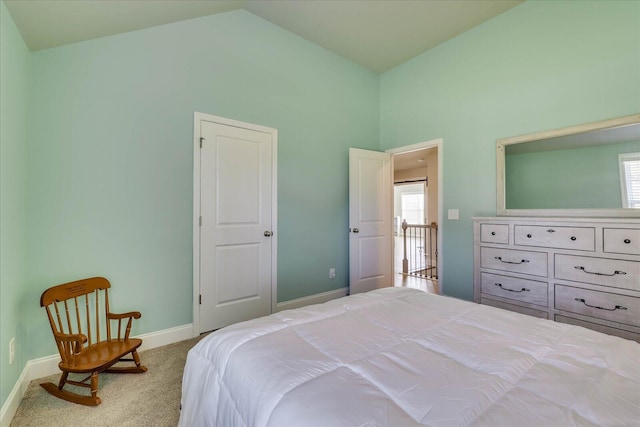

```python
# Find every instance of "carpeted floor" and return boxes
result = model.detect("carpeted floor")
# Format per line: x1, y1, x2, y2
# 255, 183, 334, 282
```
10, 334, 206, 427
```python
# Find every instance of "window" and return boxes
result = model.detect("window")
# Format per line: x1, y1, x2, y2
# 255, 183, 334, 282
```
619, 152, 640, 208
401, 192, 424, 224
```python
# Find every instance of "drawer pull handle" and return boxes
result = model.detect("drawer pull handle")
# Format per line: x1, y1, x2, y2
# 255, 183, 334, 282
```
624, 239, 631, 244
491, 231, 496, 236
574, 266, 627, 277
546, 229, 556, 233
495, 256, 529, 265
495, 283, 530, 293
526, 234, 532, 238
570, 236, 577, 241
574, 298, 628, 312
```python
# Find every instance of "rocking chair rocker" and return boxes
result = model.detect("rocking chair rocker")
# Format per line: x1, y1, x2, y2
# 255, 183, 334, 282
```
40, 277, 147, 406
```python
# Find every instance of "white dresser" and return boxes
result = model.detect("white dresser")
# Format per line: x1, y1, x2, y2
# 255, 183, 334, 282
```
473, 217, 640, 342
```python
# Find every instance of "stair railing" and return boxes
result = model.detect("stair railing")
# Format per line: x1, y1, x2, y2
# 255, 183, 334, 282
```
402, 220, 438, 279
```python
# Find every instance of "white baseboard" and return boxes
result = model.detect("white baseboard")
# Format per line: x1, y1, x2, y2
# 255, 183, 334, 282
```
0, 323, 193, 427
137, 323, 194, 352
0, 362, 30, 427
276, 287, 348, 312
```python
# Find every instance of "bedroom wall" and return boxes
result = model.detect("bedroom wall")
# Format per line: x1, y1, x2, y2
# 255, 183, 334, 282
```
0, 1, 31, 409
23, 10, 379, 361
379, 0, 640, 300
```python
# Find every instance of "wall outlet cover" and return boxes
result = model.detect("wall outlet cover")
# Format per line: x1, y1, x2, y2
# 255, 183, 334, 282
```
9, 337, 16, 364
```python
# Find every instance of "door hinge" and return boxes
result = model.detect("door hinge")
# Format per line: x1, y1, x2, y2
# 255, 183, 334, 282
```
199, 137, 204, 148
199, 294, 202, 305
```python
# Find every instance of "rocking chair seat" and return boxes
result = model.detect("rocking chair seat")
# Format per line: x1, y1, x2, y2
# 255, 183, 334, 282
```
60, 338, 144, 373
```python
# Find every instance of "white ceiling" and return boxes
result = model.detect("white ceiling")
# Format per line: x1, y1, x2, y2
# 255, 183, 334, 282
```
4, 0, 523, 73
394, 147, 436, 171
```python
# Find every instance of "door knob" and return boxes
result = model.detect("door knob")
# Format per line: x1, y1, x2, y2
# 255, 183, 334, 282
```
264, 231, 272, 237
352, 228, 359, 233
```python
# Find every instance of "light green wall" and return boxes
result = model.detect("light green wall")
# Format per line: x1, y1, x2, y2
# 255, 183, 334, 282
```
24, 10, 379, 359
380, 0, 640, 300
506, 140, 640, 209
0, 0, 31, 408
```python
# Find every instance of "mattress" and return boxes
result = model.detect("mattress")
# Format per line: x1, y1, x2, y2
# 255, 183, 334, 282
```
179, 287, 640, 426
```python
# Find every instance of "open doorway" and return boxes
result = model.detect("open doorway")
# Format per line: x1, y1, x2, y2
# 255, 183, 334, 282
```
389, 143, 440, 294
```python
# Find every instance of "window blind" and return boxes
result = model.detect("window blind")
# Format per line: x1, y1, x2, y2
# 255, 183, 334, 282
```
619, 153, 640, 208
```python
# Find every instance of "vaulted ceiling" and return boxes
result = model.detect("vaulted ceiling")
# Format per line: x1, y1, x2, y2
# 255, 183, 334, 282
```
4, 0, 523, 73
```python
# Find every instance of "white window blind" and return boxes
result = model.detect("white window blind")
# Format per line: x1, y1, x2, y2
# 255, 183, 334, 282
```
619, 152, 640, 208
401, 193, 424, 224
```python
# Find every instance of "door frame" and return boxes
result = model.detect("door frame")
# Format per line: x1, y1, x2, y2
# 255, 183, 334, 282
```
386, 138, 443, 295
192, 112, 278, 336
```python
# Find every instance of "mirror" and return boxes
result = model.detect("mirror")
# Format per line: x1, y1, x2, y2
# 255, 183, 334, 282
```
497, 114, 640, 217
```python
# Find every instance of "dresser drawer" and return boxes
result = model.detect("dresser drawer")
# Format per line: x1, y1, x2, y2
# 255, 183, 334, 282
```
480, 224, 509, 244
555, 315, 640, 343
603, 228, 640, 255
515, 225, 595, 251
555, 284, 640, 328
481, 272, 547, 307
481, 247, 548, 277
481, 298, 548, 319
555, 254, 640, 291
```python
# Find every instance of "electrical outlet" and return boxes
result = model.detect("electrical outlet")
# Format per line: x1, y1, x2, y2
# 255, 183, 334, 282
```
9, 337, 15, 365
329, 268, 336, 279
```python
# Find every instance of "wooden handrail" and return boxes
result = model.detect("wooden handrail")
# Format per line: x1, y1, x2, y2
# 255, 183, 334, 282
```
401, 221, 438, 230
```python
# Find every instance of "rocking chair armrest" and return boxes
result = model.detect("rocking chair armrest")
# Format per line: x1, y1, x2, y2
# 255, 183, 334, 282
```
107, 311, 141, 340
54, 332, 88, 345
52, 332, 89, 367
107, 311, 142, 320
53, 332, 88, 363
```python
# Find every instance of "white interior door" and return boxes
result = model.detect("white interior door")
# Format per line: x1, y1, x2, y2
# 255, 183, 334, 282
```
349, 148, 392, 294
197, 117, 276, 333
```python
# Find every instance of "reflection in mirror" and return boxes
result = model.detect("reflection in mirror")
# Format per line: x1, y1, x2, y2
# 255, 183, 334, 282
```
497, 114, 640, 217
620, 152, 640, 208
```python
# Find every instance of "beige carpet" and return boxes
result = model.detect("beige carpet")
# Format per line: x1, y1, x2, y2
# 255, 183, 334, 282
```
10, 335, 206, 427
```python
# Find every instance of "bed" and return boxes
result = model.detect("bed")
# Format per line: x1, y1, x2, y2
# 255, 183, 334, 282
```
179, 287, 640, 426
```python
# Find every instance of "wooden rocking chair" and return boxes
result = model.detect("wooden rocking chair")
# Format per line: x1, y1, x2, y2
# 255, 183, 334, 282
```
40, 277, 147, 406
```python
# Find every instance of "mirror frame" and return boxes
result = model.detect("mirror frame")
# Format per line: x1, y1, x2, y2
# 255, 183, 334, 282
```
497, 113, 640, 218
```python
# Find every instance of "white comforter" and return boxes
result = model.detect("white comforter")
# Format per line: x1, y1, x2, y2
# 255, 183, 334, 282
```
179, 287, 640, 427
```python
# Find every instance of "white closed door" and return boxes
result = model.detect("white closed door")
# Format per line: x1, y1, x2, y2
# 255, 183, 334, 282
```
198, 118, 275, 333
349, 148, 392, 294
